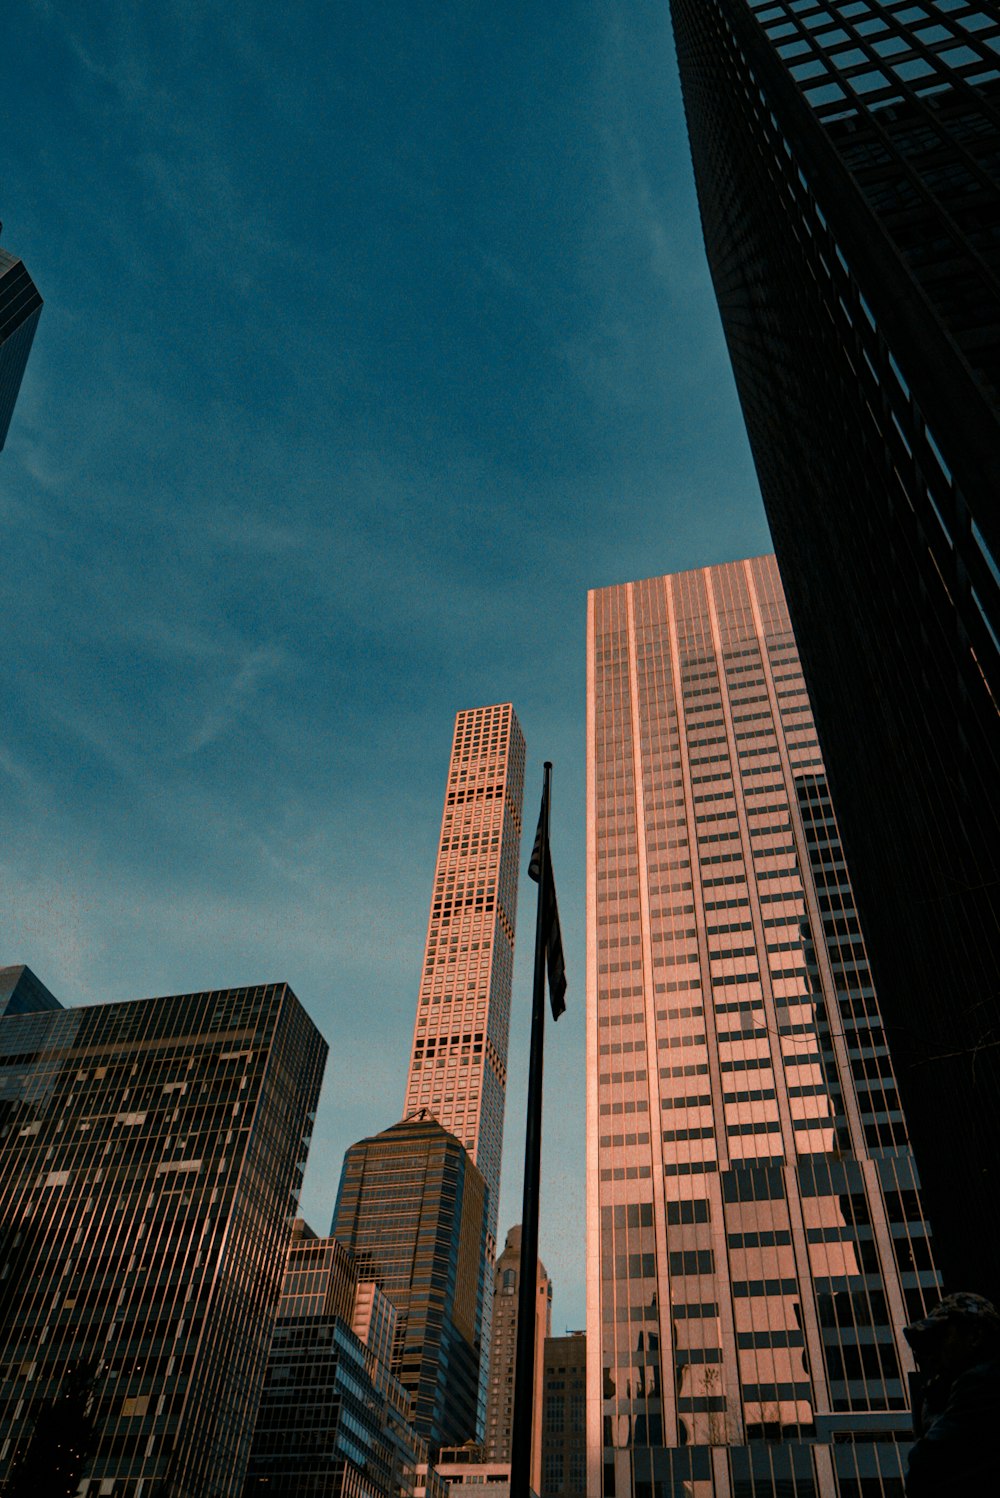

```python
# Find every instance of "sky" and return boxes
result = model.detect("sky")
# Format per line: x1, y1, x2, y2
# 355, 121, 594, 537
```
0, 1, 770, 1334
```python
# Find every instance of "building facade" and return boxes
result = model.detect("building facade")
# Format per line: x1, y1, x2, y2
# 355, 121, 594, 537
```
668, 0, 1000, 1297
540, 1333, 587, 1498
401, 703, 526, 1433
0, 237, 42, 450
331, 1114, 488, 1453
586, 558, 940, 1498
483, 1224, 552, 1488
245, 1222, 424, 1497
402, 703, 525, 1253
430, 1447, 522, 1497
0, 973, 327, 1498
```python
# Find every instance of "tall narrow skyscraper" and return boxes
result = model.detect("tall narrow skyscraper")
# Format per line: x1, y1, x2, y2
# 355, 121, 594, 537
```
403, 703, 526, 1254
668, 0, 1000, 1295
0, 233, 42, 450
587, 558, 940, 1498
0, 972, 327, 1497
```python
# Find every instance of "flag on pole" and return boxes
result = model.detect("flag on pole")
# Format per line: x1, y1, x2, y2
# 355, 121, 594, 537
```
528, 797, 567, 1020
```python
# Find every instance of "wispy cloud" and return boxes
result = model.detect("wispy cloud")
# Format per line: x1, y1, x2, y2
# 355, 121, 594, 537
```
186, 643, 289, 754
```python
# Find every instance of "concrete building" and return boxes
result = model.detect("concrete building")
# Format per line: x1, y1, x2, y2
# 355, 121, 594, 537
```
402, 703, 526, 1252
430, 1444, 536, 1498
540, 1333, 586, 1498
0, 971, 326, 1497
484, 1224, 552, 1489
587, 558, 940, 1497
401, 703, 526, 1430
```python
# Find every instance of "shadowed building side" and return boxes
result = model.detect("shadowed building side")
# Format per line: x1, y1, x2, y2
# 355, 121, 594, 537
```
587, 560, 940, 1498
0, 239, 42, 450
540, 1332, 586, 1498
668, 0, 1000, 1299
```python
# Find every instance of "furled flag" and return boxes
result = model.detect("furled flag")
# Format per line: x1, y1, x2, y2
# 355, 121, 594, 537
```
528, 791, 567, 1020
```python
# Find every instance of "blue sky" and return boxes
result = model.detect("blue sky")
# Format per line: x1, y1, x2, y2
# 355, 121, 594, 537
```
1, 1, 770, 1333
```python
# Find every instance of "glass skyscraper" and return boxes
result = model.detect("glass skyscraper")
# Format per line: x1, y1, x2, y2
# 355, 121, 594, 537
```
0, 973, 327, 1498
586, 557, 939, 1498
0, 238, 42, 451
331, 1114, 488, 1453
244, 1222, 424, 1497
483, 1223, 552, 1488
667, 0, 1000, 1298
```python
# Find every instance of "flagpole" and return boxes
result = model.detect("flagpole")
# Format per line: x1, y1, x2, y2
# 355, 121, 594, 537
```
510, 762, 552, 1498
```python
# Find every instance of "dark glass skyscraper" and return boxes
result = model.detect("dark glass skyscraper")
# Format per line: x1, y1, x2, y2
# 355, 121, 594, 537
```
0, 236, 42, 450
331, 1114, 488, 1454
669, 0, 1000, 1298
0, 972, 327, 1498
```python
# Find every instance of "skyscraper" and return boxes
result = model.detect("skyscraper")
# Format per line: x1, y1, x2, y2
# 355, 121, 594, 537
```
0, 233, 42, 450
668, 0, 1000, 1296
0, 963, 61, 1017
484, 1224, 552, 1488
587, 558, 940, 1498
331, 1114, 488, 1452
403, 703, 526, 1253
245, 1221, 424, 1497
0, 972, 327, 1497
402, 703, 526, 1432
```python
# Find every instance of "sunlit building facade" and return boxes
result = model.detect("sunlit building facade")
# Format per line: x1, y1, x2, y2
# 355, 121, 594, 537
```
402, 703, 526, 1431
331, 1114, 487, 1452
403, 703, 525, 1250
586, 558, 940, 1498
668, 0, 1000, 1297
0, 974, 327, 1498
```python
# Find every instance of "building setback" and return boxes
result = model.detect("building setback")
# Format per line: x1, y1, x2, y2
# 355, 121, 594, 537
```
0, 973, 327, 1498
483, 1224, 552, 1490
540, 1333, 586, 1498
0, 236, 42, 450
244, 1222, 424, 1497
586, 558, 940, 1498
331, 1114, 487, 1453
667, 0, 1000, 1297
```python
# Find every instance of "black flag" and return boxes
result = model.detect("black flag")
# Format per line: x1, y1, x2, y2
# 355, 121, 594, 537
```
528, 798, 567, 1019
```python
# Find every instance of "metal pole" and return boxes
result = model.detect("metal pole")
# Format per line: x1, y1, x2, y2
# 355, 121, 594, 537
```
510, 762, 552, 1498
